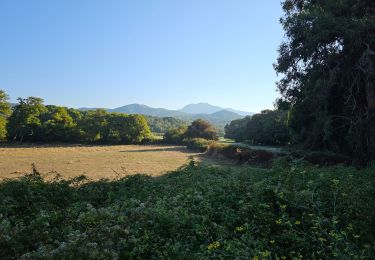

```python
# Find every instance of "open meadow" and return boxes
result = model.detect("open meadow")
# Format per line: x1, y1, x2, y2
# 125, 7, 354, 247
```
0, 144, 200, 180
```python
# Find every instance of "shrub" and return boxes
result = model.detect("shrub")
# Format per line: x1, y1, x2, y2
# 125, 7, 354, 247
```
183, 138, 213, 152
0, 164, 374, 258
185, 119, 218, 141
208, 143, 275, 166
163, 126, 187, 144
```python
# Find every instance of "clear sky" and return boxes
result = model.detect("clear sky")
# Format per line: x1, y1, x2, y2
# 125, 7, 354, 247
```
0, 0, 284, 113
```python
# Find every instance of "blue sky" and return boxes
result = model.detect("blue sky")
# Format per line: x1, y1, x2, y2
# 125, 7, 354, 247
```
0, 1, 284, 113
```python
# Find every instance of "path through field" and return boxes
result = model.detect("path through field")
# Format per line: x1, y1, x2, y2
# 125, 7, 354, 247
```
0, 145, 199, 180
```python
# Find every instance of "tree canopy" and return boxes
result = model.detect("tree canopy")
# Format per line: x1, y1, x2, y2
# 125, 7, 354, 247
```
185, 119, 219, 141
5, 94, 151, 144
275, 0, 375, 165
225, 110, 290, 146
0, 90, 11, 139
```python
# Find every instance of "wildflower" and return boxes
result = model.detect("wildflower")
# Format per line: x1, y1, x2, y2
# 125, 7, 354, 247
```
354, 235, 360, 239
207, 241, 220, 250
235, 226, 245, 233
281, 256, 287, 260
261, 250, 271, 257
252, 256, 259, 260
275, 219, 282, 225
318, 237, 327, 242
295, 220, 301, 225
270, 240, 275, 244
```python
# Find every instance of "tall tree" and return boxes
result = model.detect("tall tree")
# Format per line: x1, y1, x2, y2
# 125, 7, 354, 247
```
275, 0, 375, 165
40, 106, 76, 141
0, 90, 11, 139
7, 97, 46, 142
185, 119, 218, 140
79, 109, 108, 142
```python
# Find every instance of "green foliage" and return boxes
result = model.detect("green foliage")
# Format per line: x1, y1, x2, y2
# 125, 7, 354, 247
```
185, 119, 219, 141
0, 164, 374, 258
0, 90, 11, 139
39, 106, 77, 142
145, 116, 187, 134
276, 0, 375, 165
183, 138, 213, 152
163, 120, 218, 147
7, 97, 46, 142
163, 125, 188, 144
5, 97, 151, 144
225, 110, 290, 145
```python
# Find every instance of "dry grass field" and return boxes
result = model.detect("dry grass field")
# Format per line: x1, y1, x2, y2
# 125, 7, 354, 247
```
0, 144, 200, 180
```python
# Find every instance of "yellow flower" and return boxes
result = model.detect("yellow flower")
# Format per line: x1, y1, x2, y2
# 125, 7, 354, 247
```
275, 219, 282, 225
281, 256, 287, 260
270, 240, 275, 244
252, 256, 259, 260
261, 250, 271, 257
235, 225, 245, 232
318, 237, 327, 242
207, 241, 220, 250
295, 220, 301, 225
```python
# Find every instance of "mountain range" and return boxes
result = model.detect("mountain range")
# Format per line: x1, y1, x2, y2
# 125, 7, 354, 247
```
79, 103, 254, 129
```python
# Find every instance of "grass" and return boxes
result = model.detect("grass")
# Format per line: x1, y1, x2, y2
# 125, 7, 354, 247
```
0, 160, 374, 258
0, 144, 200, 180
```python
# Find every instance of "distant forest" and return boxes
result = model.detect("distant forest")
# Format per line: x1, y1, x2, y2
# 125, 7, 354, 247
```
0, 95, 172, 144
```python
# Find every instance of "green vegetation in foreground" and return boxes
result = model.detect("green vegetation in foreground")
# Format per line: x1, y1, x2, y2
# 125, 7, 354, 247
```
1, 162, 374, 259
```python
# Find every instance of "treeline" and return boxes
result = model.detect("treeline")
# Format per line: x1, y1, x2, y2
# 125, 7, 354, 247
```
145, 116, 187, 134
164, 119, 218, 143
274, 0, 375, 165
0, 93, 151, 144
225, 1, 375, 166
225, 109, 289, 146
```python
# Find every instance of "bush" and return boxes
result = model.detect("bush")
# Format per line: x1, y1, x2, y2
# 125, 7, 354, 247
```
183, 138, 214, 152
208, 143, 276, 166
0, 164, 374, 258
163, 126, 187, 144
185, 119, 218, 141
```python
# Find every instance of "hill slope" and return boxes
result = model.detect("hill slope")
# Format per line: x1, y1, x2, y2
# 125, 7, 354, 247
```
78, 103, 251, 131
179, 102, 252, 116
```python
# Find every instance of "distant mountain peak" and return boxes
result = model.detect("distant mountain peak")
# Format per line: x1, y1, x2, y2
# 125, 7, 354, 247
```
78, 103, 253, 130
179, 103, 252, 116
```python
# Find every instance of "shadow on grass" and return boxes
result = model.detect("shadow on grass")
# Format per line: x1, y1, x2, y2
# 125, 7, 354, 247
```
119, 146, 193, 153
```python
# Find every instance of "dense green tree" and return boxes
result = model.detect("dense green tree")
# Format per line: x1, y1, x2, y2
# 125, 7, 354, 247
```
120, 114, 151, 143
224, 116, 251, 141
275, 0, 375, 164
163, 125, 188, 144
225, 110, 290, 146
40, 106, 76, 142
7, 97, 46, 142
79, 109, 108, 142
146, 116, 187, 133
0, 90, 11, 139
105, 113, 151, 144
185, 119, 218, 141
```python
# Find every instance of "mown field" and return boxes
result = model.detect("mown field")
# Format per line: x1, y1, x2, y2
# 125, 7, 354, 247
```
0, 144, 199, 180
